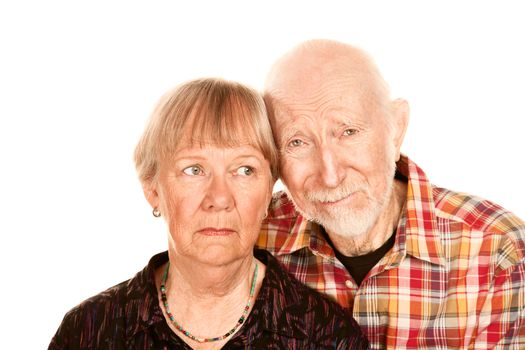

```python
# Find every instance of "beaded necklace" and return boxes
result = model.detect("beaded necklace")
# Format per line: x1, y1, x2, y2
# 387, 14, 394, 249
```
160, 261, 258, 343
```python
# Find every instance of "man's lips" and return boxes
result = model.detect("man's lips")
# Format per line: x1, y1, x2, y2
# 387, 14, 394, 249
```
317, 192, 356, 206
197, 228, 236, 236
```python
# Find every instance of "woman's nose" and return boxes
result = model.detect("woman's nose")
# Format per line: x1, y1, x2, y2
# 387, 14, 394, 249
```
201, 176, 234, 211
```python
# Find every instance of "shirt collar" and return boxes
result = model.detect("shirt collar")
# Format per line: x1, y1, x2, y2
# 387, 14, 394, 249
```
124, 251, 172, 342
396, 155, 446, 266
264, 193, 336, 260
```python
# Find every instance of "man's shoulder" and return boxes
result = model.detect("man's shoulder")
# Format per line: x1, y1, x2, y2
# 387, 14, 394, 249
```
432, 186, 524, 232
432, 186, 525, 264
267, 190, 298, 219
258, 191, 316, 254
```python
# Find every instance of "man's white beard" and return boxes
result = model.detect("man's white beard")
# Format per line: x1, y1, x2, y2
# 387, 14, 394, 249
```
286, 162, 396, 238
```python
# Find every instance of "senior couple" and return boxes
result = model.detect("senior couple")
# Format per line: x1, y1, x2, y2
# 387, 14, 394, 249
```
50, 40, 525, 349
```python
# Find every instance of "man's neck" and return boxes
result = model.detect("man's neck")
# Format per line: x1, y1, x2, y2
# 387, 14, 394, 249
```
327, 179, 407, 256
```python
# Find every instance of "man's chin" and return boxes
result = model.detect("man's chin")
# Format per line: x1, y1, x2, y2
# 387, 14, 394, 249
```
286, 191, 375, 236
304, 207, 376, 238
322, 221, 371, 238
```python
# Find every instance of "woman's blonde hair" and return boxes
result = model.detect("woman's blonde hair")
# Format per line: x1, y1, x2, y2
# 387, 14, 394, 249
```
134, 78, 279, 183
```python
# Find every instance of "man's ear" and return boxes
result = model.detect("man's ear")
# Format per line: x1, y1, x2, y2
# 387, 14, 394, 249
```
390, 98, 410, 161
142, 180, 160, 210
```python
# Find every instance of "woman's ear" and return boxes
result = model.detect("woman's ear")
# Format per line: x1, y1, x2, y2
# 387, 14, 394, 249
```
142, 180, 160, 210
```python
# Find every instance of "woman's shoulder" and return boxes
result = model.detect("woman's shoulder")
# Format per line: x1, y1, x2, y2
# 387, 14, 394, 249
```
65, 278, 131, 321
49, 252, 168, 349
49, 279, 132, 349
51, 277, 139, 346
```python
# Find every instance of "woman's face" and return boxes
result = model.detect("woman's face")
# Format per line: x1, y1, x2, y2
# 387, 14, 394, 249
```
145, 143, 274, 266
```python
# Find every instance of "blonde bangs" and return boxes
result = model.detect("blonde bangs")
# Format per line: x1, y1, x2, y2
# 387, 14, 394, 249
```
134, 78, 279, 183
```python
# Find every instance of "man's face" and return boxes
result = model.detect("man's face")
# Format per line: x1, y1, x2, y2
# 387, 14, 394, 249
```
268, 77, 398, 238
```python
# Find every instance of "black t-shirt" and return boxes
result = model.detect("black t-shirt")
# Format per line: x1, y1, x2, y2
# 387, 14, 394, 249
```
323, 228, 396, 286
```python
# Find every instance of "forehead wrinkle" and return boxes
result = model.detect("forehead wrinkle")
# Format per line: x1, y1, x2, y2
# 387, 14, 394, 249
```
270, 81, 367, 126
276, 75, 368, 106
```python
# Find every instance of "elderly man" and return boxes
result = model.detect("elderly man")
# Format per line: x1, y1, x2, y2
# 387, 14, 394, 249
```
257, 39, 525, 349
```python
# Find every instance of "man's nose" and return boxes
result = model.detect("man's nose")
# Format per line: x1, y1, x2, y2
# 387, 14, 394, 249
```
318, 146, 346, 188
202, 175, 234, 211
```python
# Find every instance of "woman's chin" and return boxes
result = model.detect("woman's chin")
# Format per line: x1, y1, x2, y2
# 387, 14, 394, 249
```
192, 244, 248, 267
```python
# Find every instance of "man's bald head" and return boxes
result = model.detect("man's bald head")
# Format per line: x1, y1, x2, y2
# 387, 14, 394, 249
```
265, 39, 391, 112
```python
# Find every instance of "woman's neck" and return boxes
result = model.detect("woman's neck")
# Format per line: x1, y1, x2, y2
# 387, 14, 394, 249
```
167, 253, 254, 297
156, 254, 265, 349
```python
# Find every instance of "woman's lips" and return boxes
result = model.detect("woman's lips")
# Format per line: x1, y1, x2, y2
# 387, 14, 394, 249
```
197, 228, 236, 236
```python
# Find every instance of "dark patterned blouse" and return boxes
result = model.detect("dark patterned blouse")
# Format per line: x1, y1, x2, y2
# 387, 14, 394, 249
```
49, 249, 369, 349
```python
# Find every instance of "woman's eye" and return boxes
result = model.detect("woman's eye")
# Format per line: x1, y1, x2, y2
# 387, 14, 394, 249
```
235, 166, 254, 176
289, 139, 304, 147
342, 128, 358, 136
182, 165, 203, 176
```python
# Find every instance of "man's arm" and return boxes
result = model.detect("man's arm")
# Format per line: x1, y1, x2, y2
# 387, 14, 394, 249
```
472, 259, 525, 349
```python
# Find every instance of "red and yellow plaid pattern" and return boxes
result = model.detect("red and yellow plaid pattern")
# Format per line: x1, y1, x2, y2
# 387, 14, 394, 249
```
257, 155, 525, 349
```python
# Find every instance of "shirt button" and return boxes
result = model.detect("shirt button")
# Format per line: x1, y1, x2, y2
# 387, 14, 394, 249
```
345, 280, 353, 288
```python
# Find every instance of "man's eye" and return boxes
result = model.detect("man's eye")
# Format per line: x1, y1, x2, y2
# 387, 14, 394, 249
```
235, 166, 254, 176
289, 139, 304, 147
182, 165, 203, 176
342, 129, 358, 136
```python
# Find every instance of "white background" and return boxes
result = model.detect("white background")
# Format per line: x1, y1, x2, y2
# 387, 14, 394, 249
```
1, 1, 524, 348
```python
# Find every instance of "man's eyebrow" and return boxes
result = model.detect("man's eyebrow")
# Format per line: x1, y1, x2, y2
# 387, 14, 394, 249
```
277, 125, 302, 147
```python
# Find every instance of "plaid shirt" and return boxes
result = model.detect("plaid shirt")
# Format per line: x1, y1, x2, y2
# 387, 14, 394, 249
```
257, 155, 525, 349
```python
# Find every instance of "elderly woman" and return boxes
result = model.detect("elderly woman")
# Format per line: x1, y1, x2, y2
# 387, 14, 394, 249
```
49, 78, 368, 349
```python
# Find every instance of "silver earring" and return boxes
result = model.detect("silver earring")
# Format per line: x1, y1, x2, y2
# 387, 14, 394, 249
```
262, 209, 268, 220
152, 208, 161, 217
